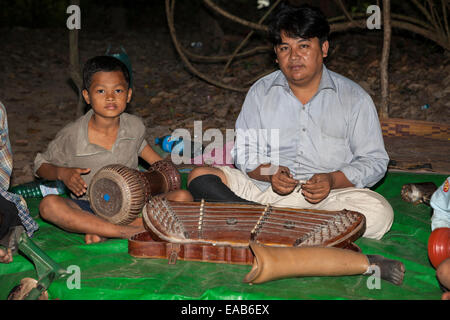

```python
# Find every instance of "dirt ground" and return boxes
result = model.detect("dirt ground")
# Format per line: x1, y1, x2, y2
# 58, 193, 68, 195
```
0, 6, 449, 186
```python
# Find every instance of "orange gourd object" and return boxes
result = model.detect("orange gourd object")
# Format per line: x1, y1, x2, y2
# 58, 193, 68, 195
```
428, 228, 450, 268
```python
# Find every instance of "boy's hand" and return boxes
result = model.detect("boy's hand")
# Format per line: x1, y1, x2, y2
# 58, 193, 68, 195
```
58, 167, 91, 197
301, 173, 333, 204
270, 166, 298, 195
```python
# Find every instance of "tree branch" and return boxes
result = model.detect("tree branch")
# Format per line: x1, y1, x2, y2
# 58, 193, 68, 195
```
166, 0, 249, 92
202, 0, 268, 32
181, 45, 271, 63
333, 0, 354, 22
221, 0, 282, 77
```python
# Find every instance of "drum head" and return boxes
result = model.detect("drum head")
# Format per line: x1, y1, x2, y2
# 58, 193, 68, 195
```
89, 165, 145, 225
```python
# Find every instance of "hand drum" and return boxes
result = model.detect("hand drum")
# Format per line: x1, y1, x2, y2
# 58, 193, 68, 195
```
88, 160, 181, 225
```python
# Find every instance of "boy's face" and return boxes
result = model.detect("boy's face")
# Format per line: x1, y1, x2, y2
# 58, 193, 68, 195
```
274, 31, 329, 88
82, 71, 132, 119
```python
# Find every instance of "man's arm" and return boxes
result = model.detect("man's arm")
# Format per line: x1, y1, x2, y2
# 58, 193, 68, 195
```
0, 103, 12, 190
339, 95, 389, 188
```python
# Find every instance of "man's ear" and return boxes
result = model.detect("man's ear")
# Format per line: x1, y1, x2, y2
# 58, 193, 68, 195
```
127, 88, 133, 103
82, 89, 90, 104
321, 40, 329, 58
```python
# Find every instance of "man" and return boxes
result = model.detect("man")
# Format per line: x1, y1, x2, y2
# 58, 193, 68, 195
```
187, 4, 393, 240
0, 101, 39, 263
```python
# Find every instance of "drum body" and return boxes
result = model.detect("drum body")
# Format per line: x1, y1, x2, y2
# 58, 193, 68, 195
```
428, 227, 450, 268
88, 160, 181, 225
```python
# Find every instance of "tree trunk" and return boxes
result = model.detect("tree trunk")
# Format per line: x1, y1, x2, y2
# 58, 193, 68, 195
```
380, 0, 391, 119
68, 0, 85, 118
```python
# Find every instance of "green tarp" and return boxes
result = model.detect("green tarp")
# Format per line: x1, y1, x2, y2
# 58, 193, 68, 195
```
0, 172, 447, 300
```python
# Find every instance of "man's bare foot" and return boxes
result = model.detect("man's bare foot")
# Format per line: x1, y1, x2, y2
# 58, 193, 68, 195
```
442, 292, 450, 300
0, 247, 13, 263
85, 234, 107, 244
366, 255, 406, 285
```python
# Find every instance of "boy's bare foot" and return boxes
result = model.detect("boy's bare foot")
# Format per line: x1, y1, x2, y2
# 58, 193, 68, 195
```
129, 217, 144, 227
85, 234, 107, 244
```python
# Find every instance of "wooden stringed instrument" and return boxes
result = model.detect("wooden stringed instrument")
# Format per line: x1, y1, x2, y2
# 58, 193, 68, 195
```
128, 198, 366, 265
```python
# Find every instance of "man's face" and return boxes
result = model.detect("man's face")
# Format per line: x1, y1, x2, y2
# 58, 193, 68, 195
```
274, 31, 329, 88
82, 71, 132, 119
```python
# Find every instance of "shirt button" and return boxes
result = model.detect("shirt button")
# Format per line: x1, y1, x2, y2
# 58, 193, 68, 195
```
302, 128, 306, 132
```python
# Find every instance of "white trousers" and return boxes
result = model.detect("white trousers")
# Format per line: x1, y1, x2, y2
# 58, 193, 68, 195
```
218, 166, 394, 240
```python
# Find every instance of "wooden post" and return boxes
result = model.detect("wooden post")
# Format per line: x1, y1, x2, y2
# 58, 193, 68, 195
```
380, 0, 391, 119
68, 0, 85, 117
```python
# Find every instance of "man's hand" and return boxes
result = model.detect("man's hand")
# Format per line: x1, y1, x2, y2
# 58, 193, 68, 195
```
270, 166, 299, 195
0, 247, 13, 263
57, 167, 91, 197
301, 173, 333, 204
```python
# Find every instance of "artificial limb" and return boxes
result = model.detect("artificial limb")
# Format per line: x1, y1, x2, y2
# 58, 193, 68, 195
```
243, 242, 405, 286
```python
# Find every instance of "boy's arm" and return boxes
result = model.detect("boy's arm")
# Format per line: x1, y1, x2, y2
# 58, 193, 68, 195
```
139, 144, 163, 165
36, 163, 90, 197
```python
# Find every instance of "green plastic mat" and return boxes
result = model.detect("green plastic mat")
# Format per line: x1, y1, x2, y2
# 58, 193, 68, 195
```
0, 172, 447, 300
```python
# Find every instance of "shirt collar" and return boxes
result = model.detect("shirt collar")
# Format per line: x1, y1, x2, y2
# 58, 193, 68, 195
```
75, 109, 135, 155
268, 64, 337, 94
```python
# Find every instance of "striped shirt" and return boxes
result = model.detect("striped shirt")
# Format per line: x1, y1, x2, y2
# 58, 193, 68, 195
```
0, 101, 38, 237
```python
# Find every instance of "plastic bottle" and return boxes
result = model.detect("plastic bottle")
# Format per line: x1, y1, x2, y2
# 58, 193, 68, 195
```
155, 135, 204, 158
9, 180, 69, 198
155, 135, 184, 154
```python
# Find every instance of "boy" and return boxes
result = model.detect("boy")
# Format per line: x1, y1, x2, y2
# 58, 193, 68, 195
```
34, 56, 192, 244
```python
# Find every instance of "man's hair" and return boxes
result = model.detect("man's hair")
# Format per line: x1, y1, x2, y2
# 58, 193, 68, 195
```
268, 4, 330, 46
82, 56, 130, 90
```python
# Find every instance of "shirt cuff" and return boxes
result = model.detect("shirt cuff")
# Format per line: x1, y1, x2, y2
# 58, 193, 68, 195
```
431, 208, 450, 230
339, 165, 364, 188
33, 153, 49, 178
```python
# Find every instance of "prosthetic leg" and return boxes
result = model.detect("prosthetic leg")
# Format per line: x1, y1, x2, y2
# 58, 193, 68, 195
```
1, 208, 68, 300
5, 229, 68, 300
243, 242, 405, 286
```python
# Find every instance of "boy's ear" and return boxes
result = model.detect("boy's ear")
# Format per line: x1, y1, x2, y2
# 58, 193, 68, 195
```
126, 88, 133, 103
82, 89, 90, 104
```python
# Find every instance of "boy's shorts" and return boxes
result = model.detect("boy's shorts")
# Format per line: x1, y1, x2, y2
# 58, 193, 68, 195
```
70, 199, 94, 214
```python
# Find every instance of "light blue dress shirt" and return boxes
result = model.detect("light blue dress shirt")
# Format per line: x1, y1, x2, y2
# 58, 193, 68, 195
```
231, 65, 389, 191
430, 177, 450, 231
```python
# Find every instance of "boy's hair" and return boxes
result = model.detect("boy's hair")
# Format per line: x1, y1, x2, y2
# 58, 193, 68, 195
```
268, 4, 330, 46
82, 56, 130, 90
